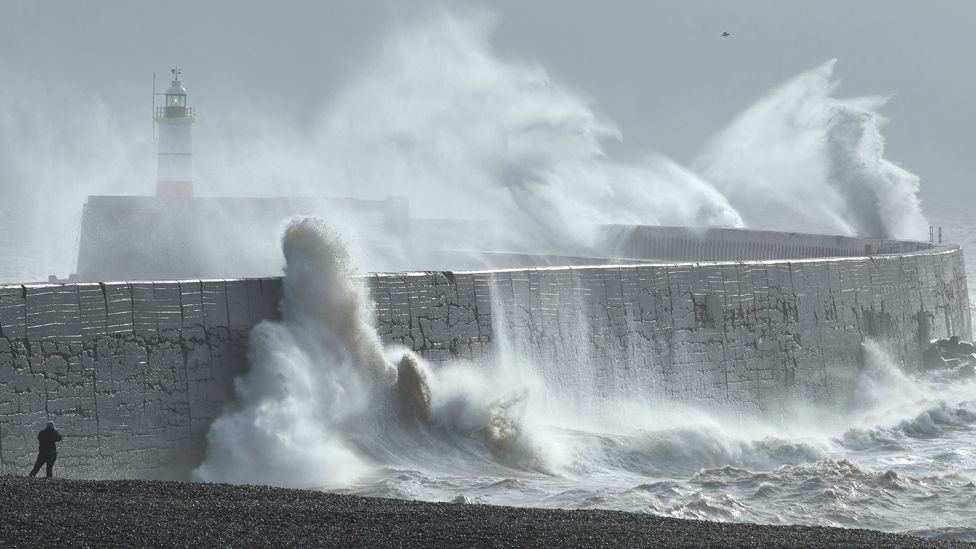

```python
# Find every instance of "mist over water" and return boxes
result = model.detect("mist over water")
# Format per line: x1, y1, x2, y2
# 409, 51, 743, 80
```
0, 74, 153, 281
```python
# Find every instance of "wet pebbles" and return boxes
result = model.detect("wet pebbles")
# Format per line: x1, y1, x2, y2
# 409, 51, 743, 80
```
0, 475, 968, 548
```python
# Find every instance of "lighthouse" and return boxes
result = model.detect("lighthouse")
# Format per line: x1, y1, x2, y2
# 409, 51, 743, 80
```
155, 67, 194, 196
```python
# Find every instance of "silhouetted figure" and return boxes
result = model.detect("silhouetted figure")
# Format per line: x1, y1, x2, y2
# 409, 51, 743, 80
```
28, 421, 62, 478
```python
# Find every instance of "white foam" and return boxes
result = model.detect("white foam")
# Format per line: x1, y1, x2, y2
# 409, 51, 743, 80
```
697, 60, 928, 240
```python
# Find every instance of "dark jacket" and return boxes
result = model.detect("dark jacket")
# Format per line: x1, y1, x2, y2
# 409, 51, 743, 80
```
38, 427, 62, 454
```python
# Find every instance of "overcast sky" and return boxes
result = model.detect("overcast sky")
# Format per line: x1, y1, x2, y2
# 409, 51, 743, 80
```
1, 0, 974, 200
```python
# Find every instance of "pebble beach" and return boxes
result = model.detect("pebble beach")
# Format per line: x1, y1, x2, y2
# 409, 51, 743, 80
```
0, 475, 970, 548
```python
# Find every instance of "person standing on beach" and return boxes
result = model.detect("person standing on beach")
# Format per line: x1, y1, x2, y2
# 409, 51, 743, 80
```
28, 421, 62, 478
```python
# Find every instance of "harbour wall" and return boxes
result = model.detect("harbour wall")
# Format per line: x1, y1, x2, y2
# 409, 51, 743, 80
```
73, 195, 930, 282
0, 243, 969, 480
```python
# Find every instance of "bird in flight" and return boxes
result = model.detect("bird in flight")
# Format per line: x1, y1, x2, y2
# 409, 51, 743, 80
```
722, 31, 731, 37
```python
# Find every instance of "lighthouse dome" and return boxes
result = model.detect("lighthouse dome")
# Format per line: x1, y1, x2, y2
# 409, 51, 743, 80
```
166, 82, 187, 96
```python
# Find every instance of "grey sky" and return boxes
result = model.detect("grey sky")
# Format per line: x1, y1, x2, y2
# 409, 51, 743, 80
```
1, 0, 974, 200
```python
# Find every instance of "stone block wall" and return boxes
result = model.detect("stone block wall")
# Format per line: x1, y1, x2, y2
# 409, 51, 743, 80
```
378, 247, 968, 411
0, 246, 969, 480
0, 279, 281, 479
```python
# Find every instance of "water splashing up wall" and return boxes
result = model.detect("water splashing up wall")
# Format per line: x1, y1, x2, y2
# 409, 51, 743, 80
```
193, 219, 393, 487
193, 218, 559, 488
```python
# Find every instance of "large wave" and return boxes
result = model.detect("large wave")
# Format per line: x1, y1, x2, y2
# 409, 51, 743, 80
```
193, 219, 393, 487
696, 60, 928, 240
195, 218, 975, 539
198, 219, 974, 477
193, 218, 560, 488
195, 221, 976, 539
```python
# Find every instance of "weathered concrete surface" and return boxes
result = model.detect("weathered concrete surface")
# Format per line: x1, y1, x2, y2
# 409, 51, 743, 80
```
0, 279, 280, 479
475, 249, 969, 410
0, 246, 969, 480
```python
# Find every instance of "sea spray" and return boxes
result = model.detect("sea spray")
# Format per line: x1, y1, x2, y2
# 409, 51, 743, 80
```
696, 60, 928, 240
0, 74, 153, 282
195, 226, 976, 536
839, 340, 976, 448
205, 10, 745, 261
193, 218, 396, 488
194, 217, 555, 488
1, 12, 934, 283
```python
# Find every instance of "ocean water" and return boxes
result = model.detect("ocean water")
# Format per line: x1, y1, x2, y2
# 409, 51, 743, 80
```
0, 204, 45, 284
190, 218, 976, 543
1, 7, 971, 541
0, 201, 79, 285
2, 200, 975, 541
2, 203, 974, 540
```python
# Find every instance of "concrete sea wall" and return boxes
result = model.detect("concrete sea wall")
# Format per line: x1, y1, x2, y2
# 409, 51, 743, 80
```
74, 196, 927, 283
610, 225, 933, 262
0, 245, 969, 479
0, 279, 281, 479
75, 195, 409, 281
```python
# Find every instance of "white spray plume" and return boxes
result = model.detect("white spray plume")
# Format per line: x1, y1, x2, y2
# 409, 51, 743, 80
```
195, 217, 557, 488
203, 10, 744, 256
696, 60, 928, 240
193, 218, 393, 488
851, 340, 976, 427
0, 12, 936, 286
193, 222, 976, 528
2, 14, 935, 284
317, 11, 745, 242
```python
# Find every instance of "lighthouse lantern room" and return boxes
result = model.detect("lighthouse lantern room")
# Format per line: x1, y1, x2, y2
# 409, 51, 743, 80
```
155, 67, 194, 197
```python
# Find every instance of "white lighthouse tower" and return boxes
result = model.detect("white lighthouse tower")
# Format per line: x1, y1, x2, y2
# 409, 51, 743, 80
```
155, 67, 194, 197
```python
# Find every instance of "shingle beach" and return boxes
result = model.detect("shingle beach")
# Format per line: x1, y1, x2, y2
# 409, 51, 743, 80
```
0, 476, 970, 548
